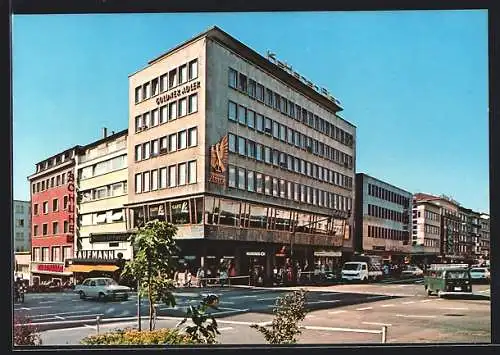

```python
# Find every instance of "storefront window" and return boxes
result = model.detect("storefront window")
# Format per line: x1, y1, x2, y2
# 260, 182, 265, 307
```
249, 205, 267, 229
275, 209, 291, 231
195, 198, 203, 224
171, 201, 190, 224
219, 199, 240, 226
133, 207, 145, 228
204, 196, 219, 225
296, 213, 311, 233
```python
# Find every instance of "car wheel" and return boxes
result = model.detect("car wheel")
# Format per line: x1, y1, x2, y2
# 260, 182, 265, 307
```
79, 291, 86, 300
426, 287, 433, 296
123, 293, 128, 301
437, 290, 443, 298
98, 292, 106, 302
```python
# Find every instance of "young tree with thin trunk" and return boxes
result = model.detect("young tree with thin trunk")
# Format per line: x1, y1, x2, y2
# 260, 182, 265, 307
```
121, 220, 179, 331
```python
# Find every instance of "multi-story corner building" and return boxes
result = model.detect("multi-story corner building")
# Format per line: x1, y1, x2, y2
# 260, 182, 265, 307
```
479, 213, 490, 259
13, 200, 31, 252
28, 147, 81, 284
411, 198, 441, 264
66, 128, 130, 281
124, 26, 356, 278
458, 207, 481, 259
353, 173, 411, 264
413, 193, 463, 262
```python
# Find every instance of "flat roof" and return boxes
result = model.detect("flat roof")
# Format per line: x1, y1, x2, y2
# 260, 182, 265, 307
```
82, 129, 128, 150
133, 26, 357, 129
357, 172, 412, 195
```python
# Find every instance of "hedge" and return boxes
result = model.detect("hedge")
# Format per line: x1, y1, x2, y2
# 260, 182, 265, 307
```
81, 328, 198, 345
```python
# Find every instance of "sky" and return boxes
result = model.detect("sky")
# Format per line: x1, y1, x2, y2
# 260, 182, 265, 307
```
12, 11, 489, 213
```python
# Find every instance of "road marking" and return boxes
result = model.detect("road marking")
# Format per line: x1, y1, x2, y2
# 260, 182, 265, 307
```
83, 324, 96, 330
257, 297, 278, 302
218, 301, 235, 305
209, 309, 249, 316
218, 327, 234, 331
54, 316, 65, 320
356, 307, 373, 311
362, 322, 392, 326
299, 325, 382, 334
228, 295, 258, 299
395, 314, 436, 319
440, 307, 469, 311
328, 310, 347, 315
39, 301, 57, 304
420, 300, 434, 303
29, 310, 93, 318
17, 306, 53, 311
402, 301, 415, 304
307, 300, 341, 305
381, 304, 395, 308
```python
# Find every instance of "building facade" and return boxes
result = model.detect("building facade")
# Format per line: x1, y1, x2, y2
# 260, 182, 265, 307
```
411, 199, 441, 263
125, 27, 355, 278
14, 251, 31, 281
13, 200, 31, 252
66, 128, 130, 281
28, 147, 80, 284
479, 213, 490, 259
353, 173, 411, 263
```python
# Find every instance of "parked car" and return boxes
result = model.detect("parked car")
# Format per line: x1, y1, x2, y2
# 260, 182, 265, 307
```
74, 277, 130, 301
401, 265, 424, 278
469, 267, 490, 283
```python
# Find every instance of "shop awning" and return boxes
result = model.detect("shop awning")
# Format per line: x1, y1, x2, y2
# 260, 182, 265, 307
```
67, 264, 119, 273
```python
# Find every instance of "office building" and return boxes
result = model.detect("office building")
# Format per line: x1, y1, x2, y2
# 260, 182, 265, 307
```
479, 213, 490, 259
13, 200, 31, 252
411, 198, 441, 264
353, 173, 411, 263
124, 26, 356, 277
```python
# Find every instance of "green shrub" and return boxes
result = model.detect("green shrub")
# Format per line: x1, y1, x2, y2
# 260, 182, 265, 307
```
14, 314, 42, 346
81, 328, 198, 345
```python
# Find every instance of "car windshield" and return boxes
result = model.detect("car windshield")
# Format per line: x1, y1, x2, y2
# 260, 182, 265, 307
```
343, 263, 360, 271
446, 271, 469, 279
470, 268, 484, 273
104, 279, 118, 285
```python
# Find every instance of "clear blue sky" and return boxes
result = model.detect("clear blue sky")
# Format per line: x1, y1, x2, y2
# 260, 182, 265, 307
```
12, 11, 489, 213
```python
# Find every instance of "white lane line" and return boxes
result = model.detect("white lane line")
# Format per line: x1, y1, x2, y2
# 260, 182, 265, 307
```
54, 316, 65, 320
402, 301, 415, 304
39, 301, 57, 304
307, 300, 341, 305
363, 322, 392, 327
218, 327, 234, 331
441, 307, 469, 311
299, 325, 382, 334
329, 310, 347, 315
209, 309, 249, 316
218, 301, 235, 305
356, 307, 373, 311
381, 304, 395, 308
29, 310, 93, 318
83, 324, 96, 330
16, 306, 53, 311
395, 314, 436, 319
228, 295, 258, 299
420, 300, 434, 303
257, 297, 278, 302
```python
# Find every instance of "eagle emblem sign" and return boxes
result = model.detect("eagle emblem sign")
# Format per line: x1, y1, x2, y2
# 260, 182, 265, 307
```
209, 135, 228, 185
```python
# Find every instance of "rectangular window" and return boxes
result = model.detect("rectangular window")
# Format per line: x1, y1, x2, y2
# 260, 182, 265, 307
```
143, 111, 151, 128
247, 110, 255, 129
189, 59, 198, 80
279, 179, 286, 198
256, 114, 264, 132
229, 133, 236, 152
255, 143, 262, 161
178, 98, 188, 117
238, 137, 246, 156
151, 109, 159, 126
264, 176, 271, 195
143, 82, 151, 99
247, 171, 255, 192
169, 101, 177, 120
152, 78, 159, 96
169, 68, 177, 88
135, 173, 142, 193
169, 133, 177, 152
279, 124, 286, 141
264, 146, 271, 163
178, 130, 187, 150
52, 221, 59, 234
151, 140, 159, 156
248, 79, 256, 98
160, 74, 168, 92
160, 105, 168, 124
188, 160, 197, 184
143, 141, 150, 159
135, 86, 142, 103
272, 178, 279, 197
247, 140, 256, 159
143, 171, 150, 192
43, 201, 49, 214
264, 117, 272, 134
265, 89, 274, 107
274, 92, 281, 110
159, 167, 167, 188
228, 166, 236, 188
52, 198, 58, 212
228, 68, 238, 88
287, 128, 293, 145
135, 144, 142, 161
63, 196, 68, 209
238, 167, 246, 190
287, 181, 293, 200
272, 121, 279, 138
228, 101, 237, 121
179, 64, 187, 84
63, 221, 68, 233
160, 137, 168, 152
238, 73, 247, 92
238, 105, 247, 125
42, 223, 48, 236
178, 163, 187, 185
169, 166, 177, 187
188, 94, 198, 114
256, 83, 264, 101
33, 225, 38, 236
256, 173, 263, 193
188, 127, 197, 147
151, 170, 158, 191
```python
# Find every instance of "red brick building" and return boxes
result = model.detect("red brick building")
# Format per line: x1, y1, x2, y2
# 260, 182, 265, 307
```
29, 147, 81, 285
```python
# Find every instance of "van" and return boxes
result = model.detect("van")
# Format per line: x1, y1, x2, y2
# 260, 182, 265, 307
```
424, 266, 472, 297
341, 261, 383, 282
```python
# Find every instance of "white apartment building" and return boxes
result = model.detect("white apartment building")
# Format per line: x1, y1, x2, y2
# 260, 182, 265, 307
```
411, 199, 441, 256
13, 200, 31, 252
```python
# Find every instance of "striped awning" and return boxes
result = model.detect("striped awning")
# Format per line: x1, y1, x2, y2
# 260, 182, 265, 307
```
66, 264, 119, 273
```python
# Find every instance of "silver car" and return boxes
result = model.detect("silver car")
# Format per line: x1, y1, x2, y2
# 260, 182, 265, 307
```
74, 277, 130, 301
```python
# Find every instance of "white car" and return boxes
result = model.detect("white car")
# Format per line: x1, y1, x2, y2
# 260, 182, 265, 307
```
74, 277, 130, 301
469, 267, 490, 283
401, 266, 424, 278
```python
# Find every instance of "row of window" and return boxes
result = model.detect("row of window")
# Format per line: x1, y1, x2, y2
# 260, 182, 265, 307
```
79, 181, 128, 203
80, 209, 124, 226
367, 204, 407, 223
135, 59, 198, 104
134, 160, 197, 194
32, 171, 69, 194
423, 224, 440, 235
228, 101, 354, 170
134, 93, 198, 133
228, 133, 353, 190
367, 225, 409, 241
228, 68, 354, 148
33, 197, 70, 216
131, 198, 203, 227
135, 127, 198, 162
32, 246, 72, 262
78, 155, 127, 180
413, 209, 440, 221
423, 238, 440, 248
368, 183, 410, 207
228, 165, 352, 212
33, 220, 71, 236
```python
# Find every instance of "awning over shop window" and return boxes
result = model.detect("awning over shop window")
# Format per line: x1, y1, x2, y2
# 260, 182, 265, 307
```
67, 264, 119, 273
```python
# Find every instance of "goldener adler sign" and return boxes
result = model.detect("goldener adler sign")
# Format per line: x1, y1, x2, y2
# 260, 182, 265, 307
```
156, 81, 201, 106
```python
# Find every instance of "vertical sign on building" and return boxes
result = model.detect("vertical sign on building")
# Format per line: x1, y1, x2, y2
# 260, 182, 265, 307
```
208, 135, 228, 186
67, 171, 75, 237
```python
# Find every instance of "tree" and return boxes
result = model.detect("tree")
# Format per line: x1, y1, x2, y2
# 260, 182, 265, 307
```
176, 294, 221, 344
121, 220, 179, 331
251, 289, 308, 344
